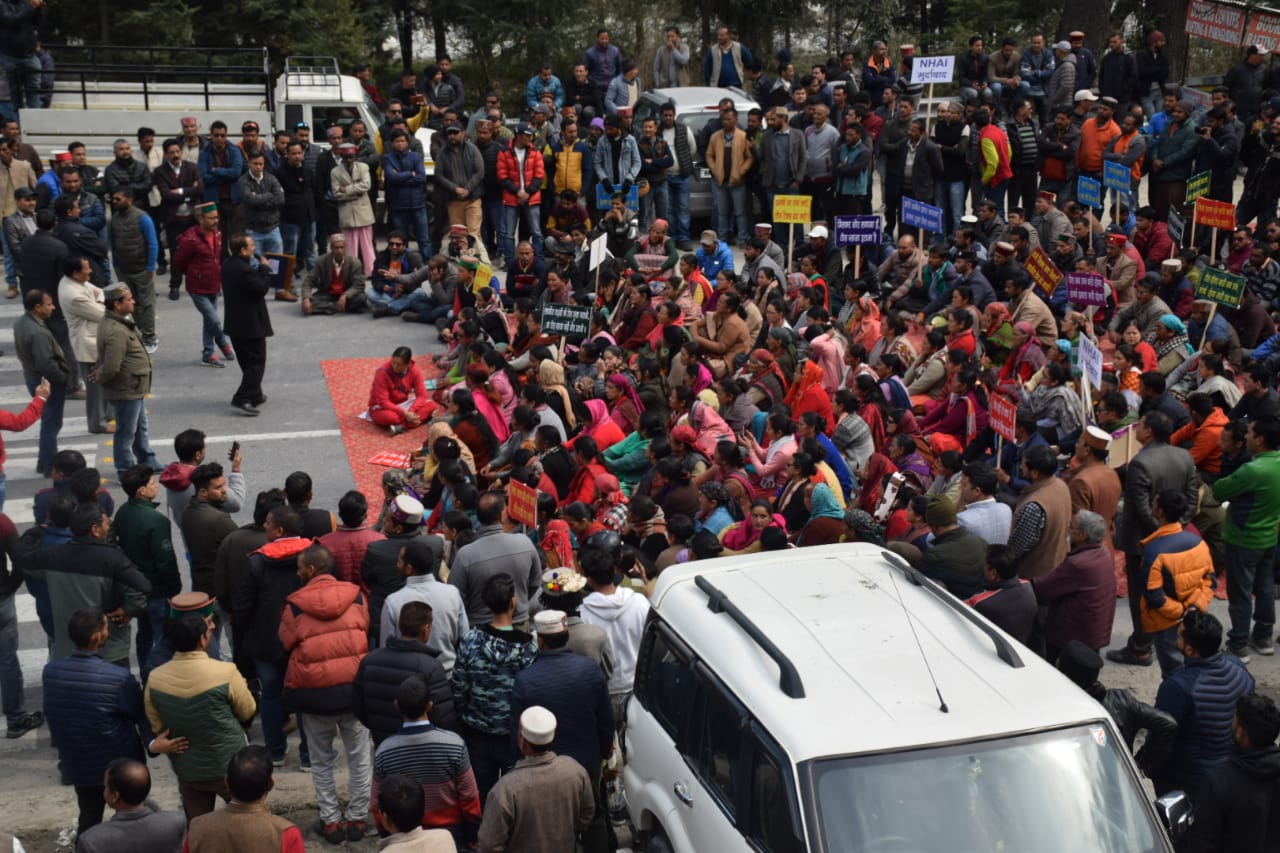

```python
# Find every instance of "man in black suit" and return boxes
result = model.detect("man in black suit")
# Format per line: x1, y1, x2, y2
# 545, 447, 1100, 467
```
220, 233, 273, 416
151, 137, 204, 299
20, 208, 82, 395
891, 117, 944, 240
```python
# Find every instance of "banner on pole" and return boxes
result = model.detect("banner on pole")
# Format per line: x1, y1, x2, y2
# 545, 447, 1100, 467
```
507, 479, 540, 527
1103, 160, 1131, 192
540, 302, 593, 338
902, 197, 944, 233
1024, 247, 1062, 297
1077, 176, 1102, 209
772, 194, 812, 224
1066, 272, 1108, 307
834, 215, 884, 246
1195, 267, 1247, 308
990, 393, 1017, 442
1185, 170, 1212, 203
910, 56, 955, 84
1194, 197, 1236, 231
1080, 336, 1104, 390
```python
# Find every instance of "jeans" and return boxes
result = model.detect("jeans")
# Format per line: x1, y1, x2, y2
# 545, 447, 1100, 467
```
714, 182, 750, 243
639, 179, 669, 228
190, 293, 229, 359
135, 597, 168, 673
1225, 543, 1277, 648
665, 175, 691, 243
255, 657, 290, 758
302, 713, 372, 825
991, 80, 1031, 113
280, 221, 316, 272
2, 244, 14, 287
939, 179, 968, 236
463, 726, 519, 803
75, 784, 106, 836
0, 52, 42, 109
0, 595, 28, 725
0, 471, 6, 512
111, 397, 159, 478
404, 290, 452, 323
501, 204, 543, 267
388, 207, 432, 258
248, 227, 283, 256
984, 181, 1009, 219
366, 289, 413, 313
1151, 625, 1183, 677
25, 378, 65, 474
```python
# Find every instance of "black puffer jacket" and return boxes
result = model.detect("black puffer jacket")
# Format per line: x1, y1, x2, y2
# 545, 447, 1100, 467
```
1182, 744, 1280, 853
233, 536, 311, 663
350, 636, 457, 743
43, 651, 146, 787
0, 0, 42, 57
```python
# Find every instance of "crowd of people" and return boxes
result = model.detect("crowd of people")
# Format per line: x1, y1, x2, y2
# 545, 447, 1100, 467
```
2, 16, 1280, 853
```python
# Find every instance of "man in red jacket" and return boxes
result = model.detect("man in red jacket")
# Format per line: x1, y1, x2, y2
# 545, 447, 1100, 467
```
279, 543, 372, 845
496, 123, 545, 273
172, 202, 235, 368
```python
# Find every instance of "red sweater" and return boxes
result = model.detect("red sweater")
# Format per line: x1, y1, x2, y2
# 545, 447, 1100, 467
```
0, 396, 44, 469
173, 225, 224, 295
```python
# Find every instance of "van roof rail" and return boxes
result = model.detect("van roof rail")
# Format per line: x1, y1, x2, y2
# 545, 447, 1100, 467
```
880, 550, 1025, 668
695, 574, 805, 699
281, 56, 344, 100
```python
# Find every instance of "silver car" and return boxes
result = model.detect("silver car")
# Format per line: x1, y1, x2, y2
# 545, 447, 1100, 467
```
632, 86, 760, 222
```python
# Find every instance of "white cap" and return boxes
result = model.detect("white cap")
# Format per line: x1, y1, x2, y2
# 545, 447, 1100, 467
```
754, 222, 772, 232
1074, 89, 1096, 102
520, 706, 557, 745
533, 609, 567, 635
1051, 41, 1071, 51
387, 494, 424, 525
1161, 258, 1181, 272
807, 224, 829, 239
1255, 45, 1272, 56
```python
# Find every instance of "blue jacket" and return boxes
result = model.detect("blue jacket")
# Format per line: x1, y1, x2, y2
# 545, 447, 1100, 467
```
695, 241, 735, 279
197, 143, 246, 204
526, 74, 564, 110
510, 648, 613, 771
381, 149, 427, 210
43, 651, 147, 787
450, 624, 537, 736
1154, 654, 1255, 792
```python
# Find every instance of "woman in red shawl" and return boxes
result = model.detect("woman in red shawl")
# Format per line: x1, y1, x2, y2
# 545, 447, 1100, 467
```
645, 299, 685, 354
847, 293, 882, 352
783, 359, 835, 427
567, 397, 626, 452
745, 348, 790, 410
856, 451, 898, 515
464, 364, 511, 443
540, 519, 576, 570
721, 499, 788, 554
918, 368, 990, 445
994, 321, 1047, 398
367, 346, 437, 433
605, 372, 645, 434
852, 373, 889, 452
686, 399, 735, 460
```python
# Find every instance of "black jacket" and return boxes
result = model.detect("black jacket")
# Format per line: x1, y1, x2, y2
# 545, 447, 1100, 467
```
53, 219, 109, 266
233, 536, 310, 664
351, 637, 458, 743
1097, 686, 1178, 772
1182, 744, 1280, 853
0, 0, 42, 57
221, 255, 274, 339
361, 529, 421, 633
891, 137, 943, 206
18, 230, 68, 298
1097, 50, 1137, 102
275, 161, 315, 226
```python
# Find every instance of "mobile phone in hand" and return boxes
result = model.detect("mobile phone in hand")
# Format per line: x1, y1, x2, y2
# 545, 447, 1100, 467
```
229, 441, 240, 461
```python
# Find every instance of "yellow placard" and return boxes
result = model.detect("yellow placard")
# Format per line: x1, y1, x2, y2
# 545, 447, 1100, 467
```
472, 263, 493, 293
772, 194, 813, 224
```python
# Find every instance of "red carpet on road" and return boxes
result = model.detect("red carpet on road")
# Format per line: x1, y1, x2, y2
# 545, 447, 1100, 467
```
322, 356, 443, 508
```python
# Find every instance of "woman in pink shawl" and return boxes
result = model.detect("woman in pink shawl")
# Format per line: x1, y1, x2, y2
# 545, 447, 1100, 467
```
721, 498, 788, 554
464, 364, 511, 442
606, 372, 645, 434
567, 398, 625, 452
806, 327, 845, 393
686, 398, 735, 459
849, 294, 882, 352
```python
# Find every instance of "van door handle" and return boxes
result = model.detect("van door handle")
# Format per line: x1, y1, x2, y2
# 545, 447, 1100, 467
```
674, 781, 694, 805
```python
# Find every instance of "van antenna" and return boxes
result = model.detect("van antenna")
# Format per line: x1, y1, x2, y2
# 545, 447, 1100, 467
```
887, 571, 948, 713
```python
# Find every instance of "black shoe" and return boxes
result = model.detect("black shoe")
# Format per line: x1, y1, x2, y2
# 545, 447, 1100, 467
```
252, 395, 268, 406
401, 310, 420, 323
6, 710, 44, 738
1105, 646, 1153, 667
157, 261, 168, 276
168, 287, 180, 301
370, 303, 392, 318
232, 401, 260, 417
313, 820, 345, 845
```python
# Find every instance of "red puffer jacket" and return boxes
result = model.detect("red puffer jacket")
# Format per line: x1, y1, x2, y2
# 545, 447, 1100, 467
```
280, 574, 370, 714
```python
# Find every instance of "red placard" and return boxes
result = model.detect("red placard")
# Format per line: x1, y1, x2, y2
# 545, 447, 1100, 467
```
507, 479, 539, 527
1024, 247, 1062, 298
1194, 197, 1236, 231
990, 393, 1017, 442
367, 450, 412, 468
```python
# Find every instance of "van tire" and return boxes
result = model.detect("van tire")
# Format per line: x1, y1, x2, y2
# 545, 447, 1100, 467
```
645, 828, 675, 853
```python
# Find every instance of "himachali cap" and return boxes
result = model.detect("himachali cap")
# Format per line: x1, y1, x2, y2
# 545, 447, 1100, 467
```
448, 223, 468, 236
54, 151, 72, 162
520, 706, 557, 745
388, 494, 424, 525
993, 241, 1015, 257
1069, 30, 1086, 39
1082, 425, 1112, 451
1038, 190, 1057, 203
457, 255, 480, 271
900, 44, 915, 56
197, 201, 218, 216
241, 120, 260, 132
1106, 232, 1127, 247
1055, 233, 1074, 244
533, 609, 567, 635
169, 591, 217, 618
337, 142, 357, 153
1161, 258, 1182, 272
960, 214, 978, 225
755, 222, 772, 232
1098, 96, 1119, 108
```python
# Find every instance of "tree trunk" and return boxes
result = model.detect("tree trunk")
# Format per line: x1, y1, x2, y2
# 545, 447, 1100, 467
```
99, 0, 111, 42
1054, 0, 1111, 63
1148, 0, 1188, 82
395, 0, 413, 68
433, 12, 448, 60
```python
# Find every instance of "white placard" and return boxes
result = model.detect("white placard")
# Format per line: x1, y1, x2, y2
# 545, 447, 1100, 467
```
1080, 335, 1103, 390
589, 233, 608, 271
911, 55, 955, 85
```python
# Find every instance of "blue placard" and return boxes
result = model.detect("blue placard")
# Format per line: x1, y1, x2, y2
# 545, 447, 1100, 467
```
901, 197, 944, 233
595, 184, 640, 214
1103, 160, 1130, 192
1076, 176, 1102, 209
834, 215, 884, 246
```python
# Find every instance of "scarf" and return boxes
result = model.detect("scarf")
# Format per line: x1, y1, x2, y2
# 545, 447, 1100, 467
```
808, 483, 844, 521
540, 519, 576, 569
466, 365, 511, 443
423, 421, 476, 480
538, 360, 577, 430
689, 400, 735, 458
858, 452, 897, 514
608, 372, 645, 417
785, 360, 825, 409
721, 512, 787, 551
851, 295, 882, 352
595, 473, 627, 508
632, 505, 668, 541
583, 397, 611, 432
844, 509, 885, 545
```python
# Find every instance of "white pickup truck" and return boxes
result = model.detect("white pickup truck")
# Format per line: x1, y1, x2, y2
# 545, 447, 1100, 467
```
21, 46, 432, 171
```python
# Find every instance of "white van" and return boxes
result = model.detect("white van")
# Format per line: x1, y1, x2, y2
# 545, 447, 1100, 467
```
623, 543, 1185, 852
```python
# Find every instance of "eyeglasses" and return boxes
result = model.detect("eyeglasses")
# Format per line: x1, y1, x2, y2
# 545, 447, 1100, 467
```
387, 241, 404, 247
387, 109, 402, 114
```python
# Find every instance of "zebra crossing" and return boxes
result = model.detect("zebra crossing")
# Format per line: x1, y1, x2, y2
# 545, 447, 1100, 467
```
0, 298, 111, 735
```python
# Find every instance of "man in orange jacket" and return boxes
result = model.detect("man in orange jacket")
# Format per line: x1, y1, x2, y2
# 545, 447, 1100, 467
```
1138, 489, 1215, 676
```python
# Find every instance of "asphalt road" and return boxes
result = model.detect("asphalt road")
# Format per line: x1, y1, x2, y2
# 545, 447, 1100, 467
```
0, 250, 1276, 850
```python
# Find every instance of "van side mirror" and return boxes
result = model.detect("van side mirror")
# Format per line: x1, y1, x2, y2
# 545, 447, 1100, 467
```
1154, 790, 1192, 842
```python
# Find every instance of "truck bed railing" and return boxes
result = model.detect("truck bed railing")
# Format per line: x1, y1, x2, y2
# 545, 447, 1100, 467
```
41, 44, 273, 113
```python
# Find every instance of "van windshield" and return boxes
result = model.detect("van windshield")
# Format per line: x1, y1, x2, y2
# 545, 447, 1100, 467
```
808, 724, 1167, 853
